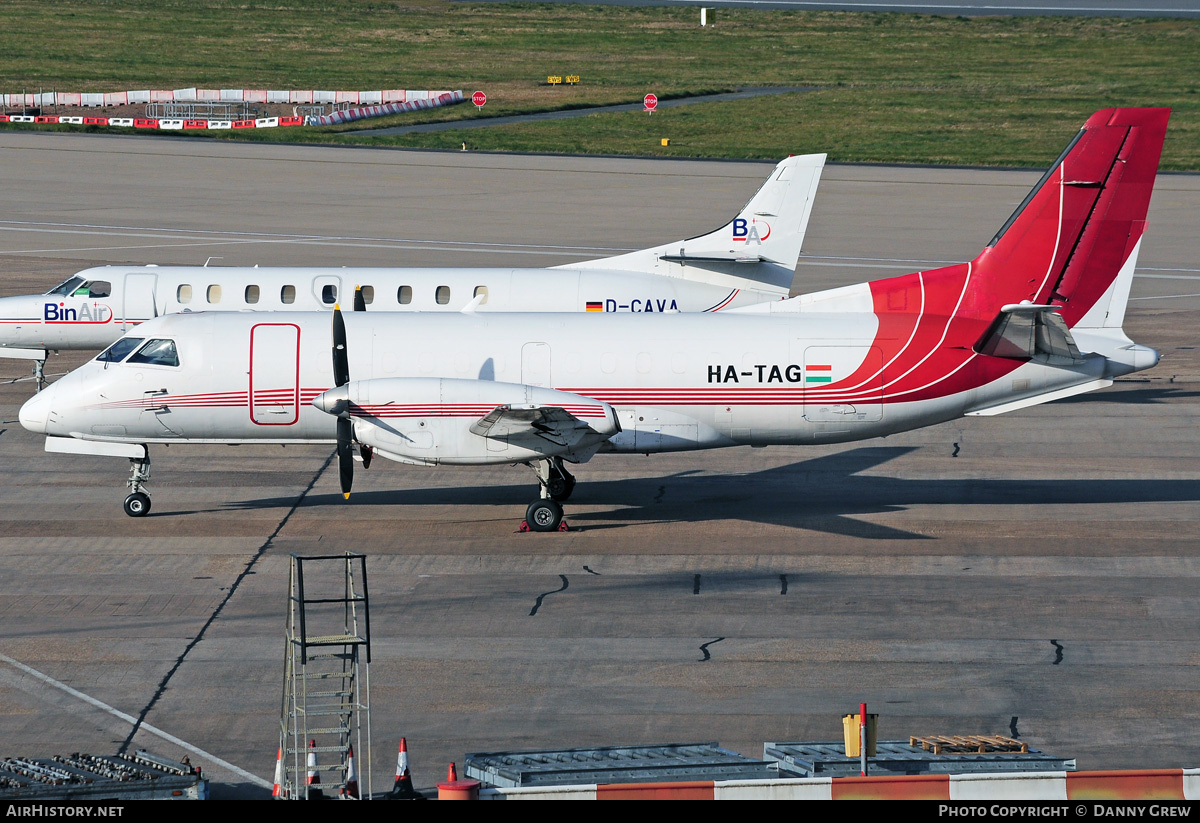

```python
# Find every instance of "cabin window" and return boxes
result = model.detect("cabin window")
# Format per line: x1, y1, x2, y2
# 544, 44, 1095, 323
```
436, 286, 450, 305
398, 285, 412, 305
127, 338, 180, 367
282, 285, 296, 304
207, 284, 222, 303
177, 284, 192, 304
360, 285, 374, 305
245, 285, 260, 304
86, 280, 111, 298
97, 337, 144, 363
46, 276, 85, 297
321, 284, 337, 305
474, 285, 488, 305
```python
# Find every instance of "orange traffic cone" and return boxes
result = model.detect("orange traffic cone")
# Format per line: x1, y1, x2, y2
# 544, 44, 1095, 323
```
272, 746, 283, 798
306, 739, 329, 800
344, 745, 359, 799
307, 740, 320, 786
387, 737, 420, 799
447, 762, 458, 782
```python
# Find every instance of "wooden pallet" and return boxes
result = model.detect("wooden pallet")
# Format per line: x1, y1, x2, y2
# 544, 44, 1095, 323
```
909, 734, 1030, 755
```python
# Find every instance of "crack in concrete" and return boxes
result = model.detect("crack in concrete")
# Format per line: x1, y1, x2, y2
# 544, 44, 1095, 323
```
699, 637, 725, 662
118, 451, 336, 755
529, 575, 569, 616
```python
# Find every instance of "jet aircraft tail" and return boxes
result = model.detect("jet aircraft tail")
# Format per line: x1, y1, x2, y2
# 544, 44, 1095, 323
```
566, 153, 826, 296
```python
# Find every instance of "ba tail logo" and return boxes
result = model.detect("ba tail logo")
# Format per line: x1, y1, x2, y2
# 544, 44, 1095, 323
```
732, 217, 771, 244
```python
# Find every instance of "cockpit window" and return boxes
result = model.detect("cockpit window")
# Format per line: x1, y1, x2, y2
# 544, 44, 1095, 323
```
46, 276, 85, 297
97, 337, 145, 363
127, 338, 180, 367
47, 277, 111, 298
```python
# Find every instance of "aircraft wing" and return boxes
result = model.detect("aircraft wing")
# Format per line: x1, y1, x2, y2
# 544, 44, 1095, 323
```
470, 403, 609, 451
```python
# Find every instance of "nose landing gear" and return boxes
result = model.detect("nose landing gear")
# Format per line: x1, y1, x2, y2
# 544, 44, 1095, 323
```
124, 455, 152, 517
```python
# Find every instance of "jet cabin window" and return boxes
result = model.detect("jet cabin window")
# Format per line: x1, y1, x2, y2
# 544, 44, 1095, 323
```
321, 284, 337, 305
126, 338, 180, 367
177, 284, 192, 304
282, 285, 296, 304
97, 337, 144, 363
207, 284, 222, 303
360, 285, 374, 305
398, 285, 412, 305
436, 286, 451, 305
245, 285, 260, 304
474, 286, 488, 304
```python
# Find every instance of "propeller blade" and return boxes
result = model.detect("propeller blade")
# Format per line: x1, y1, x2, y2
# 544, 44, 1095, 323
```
353, 286, 366, 312
332, 304, 349, 387
337, 416, 354, 499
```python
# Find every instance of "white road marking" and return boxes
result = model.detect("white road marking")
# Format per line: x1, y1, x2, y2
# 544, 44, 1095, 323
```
0, 651, 272, 789
0, 220, 627, 258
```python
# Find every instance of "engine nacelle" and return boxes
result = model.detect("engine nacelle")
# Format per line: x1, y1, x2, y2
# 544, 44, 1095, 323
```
313, 377, 620, 465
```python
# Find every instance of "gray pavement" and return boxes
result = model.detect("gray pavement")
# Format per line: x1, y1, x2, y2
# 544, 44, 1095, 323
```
0, 133, 1197, 798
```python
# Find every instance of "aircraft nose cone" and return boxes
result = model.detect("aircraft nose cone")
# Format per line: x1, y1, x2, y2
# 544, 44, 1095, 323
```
19, 387, 52, 433
312, 385, 350, 416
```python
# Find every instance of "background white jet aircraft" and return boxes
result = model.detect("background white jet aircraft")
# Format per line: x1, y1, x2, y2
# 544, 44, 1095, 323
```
0, 153, 825, 386
19, 109, 1169, 530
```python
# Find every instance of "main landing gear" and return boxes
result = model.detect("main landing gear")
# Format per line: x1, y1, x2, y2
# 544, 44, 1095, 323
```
32, 359, 46, 393
123, 454, 152, 518
524, 457, 576, 532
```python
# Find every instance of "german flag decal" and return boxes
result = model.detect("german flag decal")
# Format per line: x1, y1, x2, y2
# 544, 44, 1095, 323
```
586, 302, 604, 312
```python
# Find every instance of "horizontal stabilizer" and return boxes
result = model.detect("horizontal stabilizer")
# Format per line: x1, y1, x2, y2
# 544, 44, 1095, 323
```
658, 252, 767, 265
975, 304, 1083, 363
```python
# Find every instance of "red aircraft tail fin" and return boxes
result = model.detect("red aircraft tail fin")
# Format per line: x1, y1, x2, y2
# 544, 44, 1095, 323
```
965, 107, 1170, 328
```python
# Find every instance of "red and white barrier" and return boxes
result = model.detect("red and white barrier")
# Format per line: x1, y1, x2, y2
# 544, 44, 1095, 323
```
477, 769, 1200, 801
305, 90, 465, 126
3, 87, 440, 108
2, 88, 464, 130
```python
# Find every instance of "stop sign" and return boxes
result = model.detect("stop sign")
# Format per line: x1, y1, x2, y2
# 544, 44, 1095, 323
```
472, 91, 487, 108
643, 93, 658, 111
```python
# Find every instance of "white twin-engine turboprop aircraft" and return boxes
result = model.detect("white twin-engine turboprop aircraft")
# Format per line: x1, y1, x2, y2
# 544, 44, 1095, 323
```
20, 109, 1169, 530
0, 153, 825, 387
